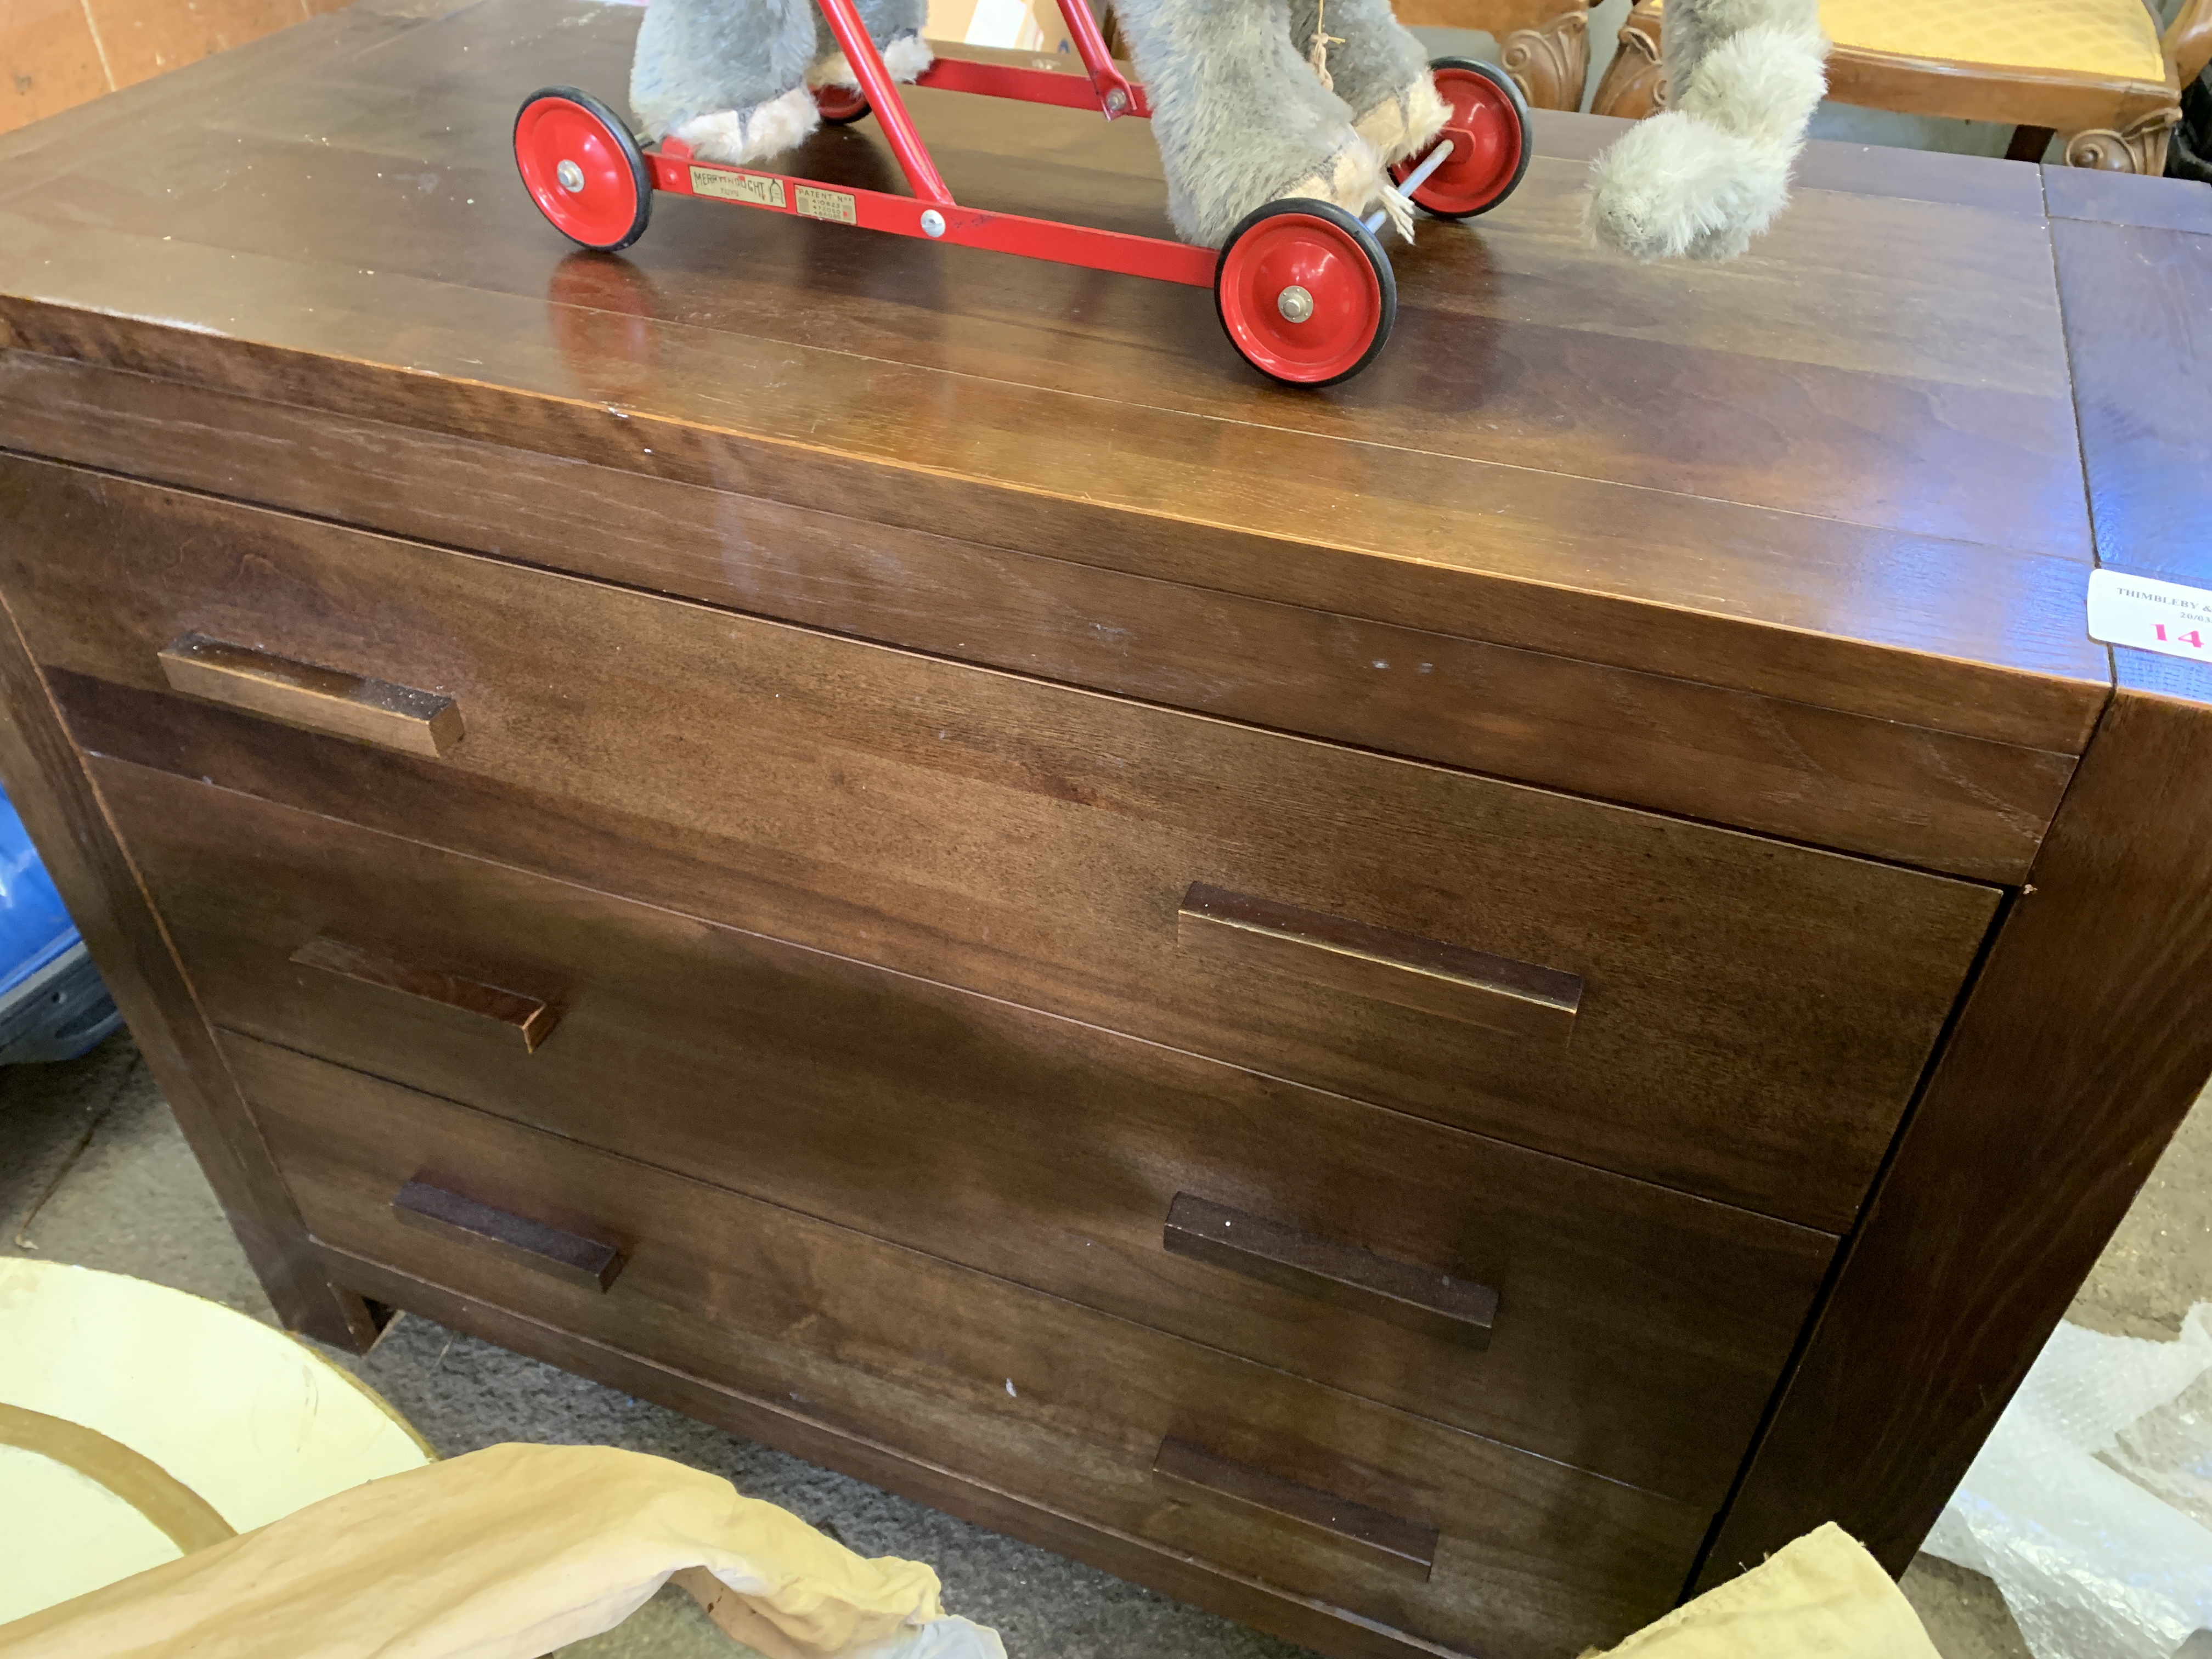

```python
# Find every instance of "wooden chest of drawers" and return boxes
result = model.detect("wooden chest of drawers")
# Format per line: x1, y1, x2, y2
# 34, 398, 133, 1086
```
3, 2, 2208, 1654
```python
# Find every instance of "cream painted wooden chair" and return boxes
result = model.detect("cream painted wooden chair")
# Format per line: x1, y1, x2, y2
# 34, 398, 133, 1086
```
0, 1258, 431, 1626
1103, 0, 1602, 115
1592, 0, 2212, 173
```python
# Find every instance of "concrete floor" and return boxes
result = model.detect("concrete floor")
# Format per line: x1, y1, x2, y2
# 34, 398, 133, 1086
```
3, 1035, 2207, 1657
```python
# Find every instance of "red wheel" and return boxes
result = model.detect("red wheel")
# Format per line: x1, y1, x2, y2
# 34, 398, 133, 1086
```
1391, 57, 1530, 220
515, 86, 652, 252
814, 83, 871, 123
1215, 200, 1395, 387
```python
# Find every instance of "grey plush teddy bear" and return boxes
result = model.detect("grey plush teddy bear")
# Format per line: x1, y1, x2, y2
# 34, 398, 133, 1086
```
631, 0, 936, 172
631, 0, 1825, 257
1109, 0, 1443, 244
632, 0, 1439, 244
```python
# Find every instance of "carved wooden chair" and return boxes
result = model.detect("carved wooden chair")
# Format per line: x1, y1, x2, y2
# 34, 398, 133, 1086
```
1591, 0, 2212, 172
1097, 0, 1600, 111
1398, 0, 1601, 109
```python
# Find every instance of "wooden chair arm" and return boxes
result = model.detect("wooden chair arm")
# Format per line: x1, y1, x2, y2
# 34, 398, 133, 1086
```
2168, 0, 2212, 87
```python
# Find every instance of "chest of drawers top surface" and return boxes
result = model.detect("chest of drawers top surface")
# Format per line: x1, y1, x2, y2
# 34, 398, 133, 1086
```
0, 0, 2111, 787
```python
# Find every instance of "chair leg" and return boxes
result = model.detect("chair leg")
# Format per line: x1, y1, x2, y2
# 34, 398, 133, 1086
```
2004, 125, 2054, 162
1589, 0, 1664, 118
2060, 109, 2182, 172
1499, 0, 1594, 111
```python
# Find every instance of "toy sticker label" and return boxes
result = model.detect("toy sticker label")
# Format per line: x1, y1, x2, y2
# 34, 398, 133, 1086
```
690, 167, 784, 208
2086, 568, 2212, 662
794, 185, 857, 224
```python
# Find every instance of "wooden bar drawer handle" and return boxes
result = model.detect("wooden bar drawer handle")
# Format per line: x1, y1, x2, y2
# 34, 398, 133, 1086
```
292, 936, 558, 1052
158, 633, 462, 758
1153, 1438, 1437, 1578
392, 1177, 623, 1291
1177, 882, 1581, 1040
1163, 1193, 1497, 1349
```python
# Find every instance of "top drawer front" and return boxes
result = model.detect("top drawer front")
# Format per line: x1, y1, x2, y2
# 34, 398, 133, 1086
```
1, 462, 2001, 1227
0, 352, 2078, 885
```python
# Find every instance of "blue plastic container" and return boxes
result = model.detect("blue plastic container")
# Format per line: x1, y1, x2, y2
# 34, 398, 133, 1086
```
0, 783, 121, 1064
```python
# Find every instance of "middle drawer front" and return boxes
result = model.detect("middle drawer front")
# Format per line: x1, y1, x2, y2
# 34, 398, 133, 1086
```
98, 755, 1833, 1508
233, 1029, 1708, 1659
13, 462, 2003, 1229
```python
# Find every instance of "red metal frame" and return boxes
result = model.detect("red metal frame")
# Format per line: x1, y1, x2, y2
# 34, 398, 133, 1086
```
653, 140, 1215, 286
1040, 0, 1142, 117
653, 0, 1212, 286
913, 54, 1151, 118
816, 0, 952, 201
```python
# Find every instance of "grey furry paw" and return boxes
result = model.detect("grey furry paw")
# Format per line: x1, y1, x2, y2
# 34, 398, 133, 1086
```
808, 31, 934, 88
1585, 110, 1784, 261
673, 86, 821, 165
1585, 16, 1826, 261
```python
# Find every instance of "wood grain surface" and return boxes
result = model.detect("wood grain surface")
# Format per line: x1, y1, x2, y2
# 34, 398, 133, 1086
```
1176, 883, 1585, 1040
1701, 198, 2212, 1588
94, 753, 1835, 1506
0, 355, 2079, 882
235, 1031, 1710, 1659
1162, 1193, 1503, 1350
0, 0, 2190, 1644
391, 1176, 624, 1291
9, 468, 2005, 1228
317, 1250, 1461, 1659
292, 935, 557, 1052
0, 596, 374, 1348
2043, 165, 2212, 235
1700, 687, 2212, 1580
2051, 219, 2212, 603
157, 633, 464, 757
1152, 1438, 1443, 1578
1821, 50, 2177, 140
0, 0, 2112, 760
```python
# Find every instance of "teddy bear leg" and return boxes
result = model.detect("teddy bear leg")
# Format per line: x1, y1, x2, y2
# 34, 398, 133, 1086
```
1283, 0, 1444, 168
1113, 0, 1385, 246
808, 0, 934, 92
1583, 0, 1825, 259
630, 0, 826, 166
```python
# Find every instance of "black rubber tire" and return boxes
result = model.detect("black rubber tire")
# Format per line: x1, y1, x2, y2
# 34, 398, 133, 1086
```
514, 84, 653, 253
1213, 198, 1397, 388
1407, 56, 1532, 221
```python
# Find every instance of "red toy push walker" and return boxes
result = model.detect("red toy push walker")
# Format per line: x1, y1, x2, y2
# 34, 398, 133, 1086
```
515, 0, 1529, 386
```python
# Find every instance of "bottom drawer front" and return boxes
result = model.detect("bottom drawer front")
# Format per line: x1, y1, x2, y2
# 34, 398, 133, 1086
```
235, 1034, 1704, 1659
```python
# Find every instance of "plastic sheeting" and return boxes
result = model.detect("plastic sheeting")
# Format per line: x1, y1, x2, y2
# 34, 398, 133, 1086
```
1925, 1305, 2212, 1659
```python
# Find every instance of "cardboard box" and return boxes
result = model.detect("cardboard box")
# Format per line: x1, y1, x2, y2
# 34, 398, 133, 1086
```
925, 0, 1089, 57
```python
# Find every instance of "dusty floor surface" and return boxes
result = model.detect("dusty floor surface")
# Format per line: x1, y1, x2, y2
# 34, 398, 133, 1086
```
3, 1036, 2205, 1657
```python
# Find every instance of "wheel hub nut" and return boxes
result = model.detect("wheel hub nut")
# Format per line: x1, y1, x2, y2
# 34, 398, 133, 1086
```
556, 159, 585, 193
1276, 285, 1314, 324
